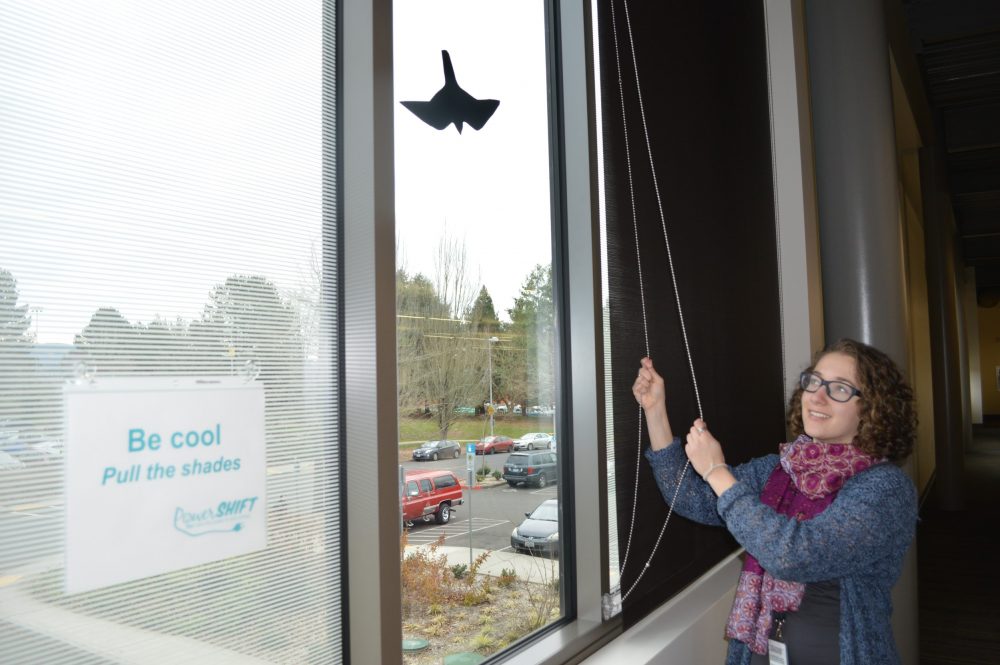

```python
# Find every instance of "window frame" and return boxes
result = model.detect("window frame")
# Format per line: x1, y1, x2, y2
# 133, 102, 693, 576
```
342, 0, 621, 662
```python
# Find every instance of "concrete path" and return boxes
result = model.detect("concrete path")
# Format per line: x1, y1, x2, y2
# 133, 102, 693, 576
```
403, 544, 559, 586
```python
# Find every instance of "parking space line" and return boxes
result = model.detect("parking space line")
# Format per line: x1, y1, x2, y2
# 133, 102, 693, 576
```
405, 518, 510, 544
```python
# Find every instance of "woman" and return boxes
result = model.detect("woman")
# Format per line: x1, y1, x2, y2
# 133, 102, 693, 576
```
633, 339, 917, 665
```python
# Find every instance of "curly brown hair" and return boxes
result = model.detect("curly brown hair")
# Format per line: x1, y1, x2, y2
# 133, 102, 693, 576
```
786, 339, 916, 461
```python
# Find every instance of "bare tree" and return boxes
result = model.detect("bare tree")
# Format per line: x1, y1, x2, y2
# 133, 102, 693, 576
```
397, 232, 487, 439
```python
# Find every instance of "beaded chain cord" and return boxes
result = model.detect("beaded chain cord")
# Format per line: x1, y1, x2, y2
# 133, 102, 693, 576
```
609, 0, 705, 603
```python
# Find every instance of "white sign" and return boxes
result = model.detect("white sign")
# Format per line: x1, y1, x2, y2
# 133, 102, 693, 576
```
65, 377, 266, 593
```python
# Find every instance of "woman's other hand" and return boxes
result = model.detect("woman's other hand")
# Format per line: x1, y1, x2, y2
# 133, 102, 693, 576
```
684, 418, 724, 475
685, 419, 736, 495
633, 357, 673, 449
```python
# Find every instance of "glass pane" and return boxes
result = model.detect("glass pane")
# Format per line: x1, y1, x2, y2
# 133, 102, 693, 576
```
0, 1, 340, 662
393, 1, 563, 661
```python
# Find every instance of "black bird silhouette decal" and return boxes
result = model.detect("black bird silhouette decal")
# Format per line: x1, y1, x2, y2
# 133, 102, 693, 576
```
401, 50, 500, 134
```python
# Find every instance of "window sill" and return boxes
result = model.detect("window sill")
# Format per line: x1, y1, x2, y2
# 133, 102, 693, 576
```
495, 614, 623, 665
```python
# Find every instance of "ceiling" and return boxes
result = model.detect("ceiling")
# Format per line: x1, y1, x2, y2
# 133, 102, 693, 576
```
901, 0, 1000, 301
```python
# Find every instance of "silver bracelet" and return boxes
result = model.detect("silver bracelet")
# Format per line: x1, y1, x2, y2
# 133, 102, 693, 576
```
702, 462, 728, 482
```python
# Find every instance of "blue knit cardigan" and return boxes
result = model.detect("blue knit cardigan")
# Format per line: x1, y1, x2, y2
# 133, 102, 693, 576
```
644, 440, 917, 665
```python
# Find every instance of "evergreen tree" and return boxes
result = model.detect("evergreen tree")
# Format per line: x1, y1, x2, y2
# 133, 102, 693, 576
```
0, 269, 31, 346
504, 264, 555, 412
466, 286, 499, 333
73, 307, 139, 374
0, 269, 34, 425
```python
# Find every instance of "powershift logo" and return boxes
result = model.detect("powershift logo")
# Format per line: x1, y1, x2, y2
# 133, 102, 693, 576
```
173, 497, 259, 536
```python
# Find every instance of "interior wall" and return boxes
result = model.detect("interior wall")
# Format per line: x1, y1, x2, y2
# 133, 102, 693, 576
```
888, 48, 926, 665
965, 267, 983, 423
903, 192, 936, 495
891, 67, 936, 497
978, 302, 1000, 416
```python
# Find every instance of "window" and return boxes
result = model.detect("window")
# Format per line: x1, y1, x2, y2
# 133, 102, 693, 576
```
393, 0, 571, 660
0, 1, 340, 662
433, 475, 456, 490
420, 479, 433, 493
345, 0, 609, 661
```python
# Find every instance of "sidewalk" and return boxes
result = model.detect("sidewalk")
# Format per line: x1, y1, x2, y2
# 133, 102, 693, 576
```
403, 544, 559, 585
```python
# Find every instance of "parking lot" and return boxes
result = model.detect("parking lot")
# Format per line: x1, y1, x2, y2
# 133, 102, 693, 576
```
401, 451, 560, 554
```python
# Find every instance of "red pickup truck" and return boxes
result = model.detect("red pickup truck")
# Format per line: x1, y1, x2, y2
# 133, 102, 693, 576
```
402, 469, 464, 525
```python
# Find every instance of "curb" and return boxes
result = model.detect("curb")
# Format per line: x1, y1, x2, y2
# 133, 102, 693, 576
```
460, 478, 507, 490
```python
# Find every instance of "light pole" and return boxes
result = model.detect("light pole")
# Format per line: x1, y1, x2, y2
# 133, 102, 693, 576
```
29, 306, 42, 341
488, 336, 499, 437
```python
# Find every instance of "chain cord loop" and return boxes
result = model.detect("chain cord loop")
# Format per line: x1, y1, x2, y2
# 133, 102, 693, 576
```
610, 0, 705, 602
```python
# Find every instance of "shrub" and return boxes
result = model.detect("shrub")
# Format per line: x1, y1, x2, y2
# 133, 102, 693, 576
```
498, 568, 517, 587
400, 532, 451, 614
471, 631, 498, 652
492, 470, 502, 480
400, 532, 497, 620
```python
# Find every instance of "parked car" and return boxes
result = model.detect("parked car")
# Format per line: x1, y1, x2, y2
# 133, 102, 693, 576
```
510, 499, 559, 557
513, 432, 553, 451
512, 404, 522, 415
0, 450, 25, 472
402, 469, 464, 525
526, 405, 555, 416
502, 450, 558, 488
475, 435, 515, 455
411, 440, 461, 461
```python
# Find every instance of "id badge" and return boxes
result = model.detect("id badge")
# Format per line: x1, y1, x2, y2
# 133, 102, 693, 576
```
768, 638, 788, 665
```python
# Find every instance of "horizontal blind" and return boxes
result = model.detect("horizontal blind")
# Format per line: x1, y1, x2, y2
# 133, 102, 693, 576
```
0, 1, 341, 663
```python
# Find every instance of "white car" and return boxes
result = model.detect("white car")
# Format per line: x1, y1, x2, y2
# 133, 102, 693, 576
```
0, 450, 25, 472
514, 432, 553, 451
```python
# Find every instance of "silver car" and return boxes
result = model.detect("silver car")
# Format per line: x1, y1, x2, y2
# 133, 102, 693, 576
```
510, 499, 559, 557
513, 432, 553, 451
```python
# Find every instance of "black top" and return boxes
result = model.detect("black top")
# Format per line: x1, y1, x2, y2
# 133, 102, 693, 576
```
748, 580, 840, 665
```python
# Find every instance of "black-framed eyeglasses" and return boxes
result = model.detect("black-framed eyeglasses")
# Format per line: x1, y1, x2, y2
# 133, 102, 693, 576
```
799, 372, 862, 403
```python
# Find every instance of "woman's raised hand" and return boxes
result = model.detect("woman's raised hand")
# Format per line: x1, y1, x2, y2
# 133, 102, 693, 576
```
633, 357, 673, 448
633, 357, 665, 411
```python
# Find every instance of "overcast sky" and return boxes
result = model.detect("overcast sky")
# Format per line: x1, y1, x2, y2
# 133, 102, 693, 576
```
393, 0, 553, 320
1, 0, 322, 345
0, 0, 552, 345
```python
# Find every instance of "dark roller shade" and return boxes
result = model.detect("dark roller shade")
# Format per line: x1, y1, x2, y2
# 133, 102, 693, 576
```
596, 0, 788, 627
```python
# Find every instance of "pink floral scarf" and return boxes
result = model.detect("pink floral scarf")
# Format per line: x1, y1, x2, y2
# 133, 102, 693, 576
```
724, 435, 882, 654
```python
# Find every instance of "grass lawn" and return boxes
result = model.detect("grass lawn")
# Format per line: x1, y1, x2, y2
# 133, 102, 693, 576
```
398, 415, 555, 447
